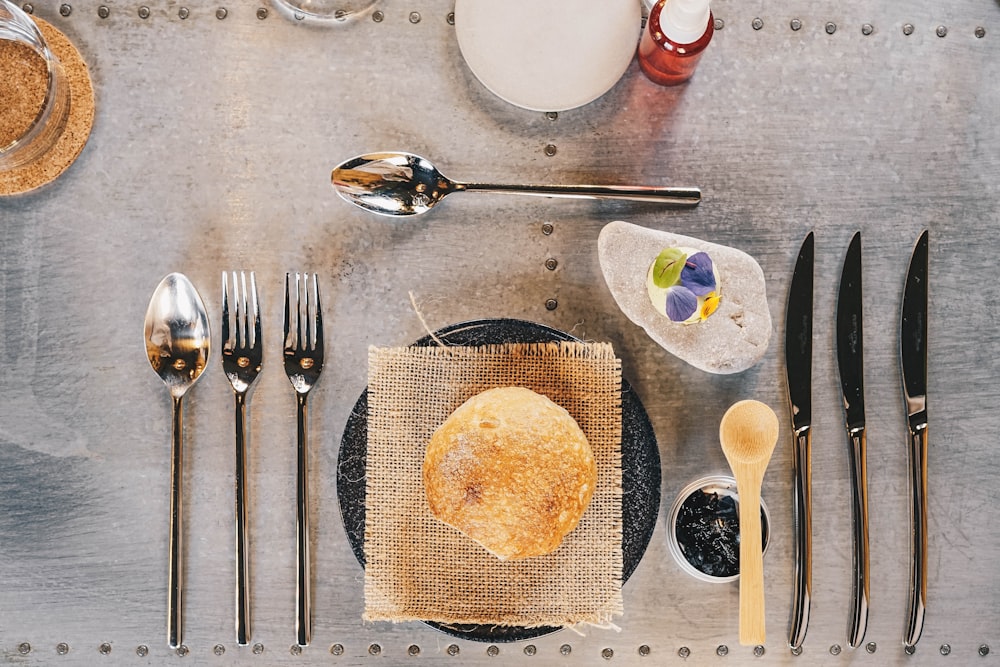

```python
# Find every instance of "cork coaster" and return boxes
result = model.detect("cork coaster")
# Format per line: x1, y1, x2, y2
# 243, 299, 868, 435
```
0, 18, 94, 196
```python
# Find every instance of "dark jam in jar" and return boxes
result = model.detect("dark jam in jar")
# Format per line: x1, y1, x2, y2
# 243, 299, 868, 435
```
675, 485, 769, 579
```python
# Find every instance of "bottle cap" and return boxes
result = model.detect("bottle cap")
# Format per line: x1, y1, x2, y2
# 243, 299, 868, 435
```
660, 0, 710, 45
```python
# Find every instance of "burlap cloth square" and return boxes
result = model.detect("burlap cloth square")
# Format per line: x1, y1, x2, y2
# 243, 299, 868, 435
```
364, 342, 624, 628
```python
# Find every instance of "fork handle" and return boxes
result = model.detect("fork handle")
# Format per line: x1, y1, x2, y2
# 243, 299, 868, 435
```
295, 393, 312, 647
168, 395, 184, 649
235, 393, 251, 645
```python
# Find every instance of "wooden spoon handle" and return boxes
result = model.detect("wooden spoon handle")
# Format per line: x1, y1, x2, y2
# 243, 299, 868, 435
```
737, 469, 765, 646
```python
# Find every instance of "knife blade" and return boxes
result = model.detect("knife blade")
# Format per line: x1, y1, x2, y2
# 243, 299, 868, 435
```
785, 232, 813, 650
901, 230, 929, 650
836, 231, 870, 649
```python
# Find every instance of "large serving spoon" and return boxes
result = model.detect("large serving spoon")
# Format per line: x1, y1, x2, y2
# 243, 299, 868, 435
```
144, 273, 211, 649
719, 400, 780, 646
331, 151, 701, 216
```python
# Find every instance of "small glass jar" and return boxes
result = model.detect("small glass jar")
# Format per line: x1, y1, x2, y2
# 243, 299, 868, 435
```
667, 475, 770, 583
0, 0, 71, 171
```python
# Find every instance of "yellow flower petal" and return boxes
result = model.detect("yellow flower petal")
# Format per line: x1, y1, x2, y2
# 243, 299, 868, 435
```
700, 293, 721, 320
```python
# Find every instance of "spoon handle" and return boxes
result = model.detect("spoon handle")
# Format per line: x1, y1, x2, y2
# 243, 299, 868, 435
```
295, 392, 312, 647
462, 182, 701, 206
736, 468, 766, 646
168, 395, 184, 649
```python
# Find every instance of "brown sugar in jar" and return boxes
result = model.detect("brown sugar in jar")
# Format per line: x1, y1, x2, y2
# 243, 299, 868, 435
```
0, 40, 48, 148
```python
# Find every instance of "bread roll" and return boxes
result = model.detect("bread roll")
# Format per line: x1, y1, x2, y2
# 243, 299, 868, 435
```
423, 386, 597, 560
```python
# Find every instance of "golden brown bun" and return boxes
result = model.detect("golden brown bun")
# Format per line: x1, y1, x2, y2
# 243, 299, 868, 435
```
423, 387, 597, 560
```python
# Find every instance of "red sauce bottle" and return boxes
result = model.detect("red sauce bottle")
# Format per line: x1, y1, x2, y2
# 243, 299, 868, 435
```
639, 0, 714, 86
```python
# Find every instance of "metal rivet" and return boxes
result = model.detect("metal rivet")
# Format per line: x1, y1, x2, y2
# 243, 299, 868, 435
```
59, 4, 72, 17
175, 645, 188, 657
179, 7, 189, 19
541, 222, 554, 235
716, 645, 729, 657
330, 644, 344, 655
751, 17, 763, 30
408, 11, 421, 23
936, 25, 947, 37
256, 7, 268, 19
486, 645, 500, 657
638, 645, 651, 657
560, 644, 572, 656
524, 645, 537, 656
97, 5, 109, 18
138, 6, 150, 19
446, 11, 454, 25
216, 7, 228, 20
252, 644, 264, 655
678, 646, 691, 658
545, 111, 559, 121
214, 644, 226, 656
408, 644, 420, 656
602, 647, 614, 659
100, 643, 113, 655
18, 643, 31, 655
545, 258, 558, 271
290, 644, 302, 656
865, 642, 877, 654
753, 645, 766, 657
830, 645, 842, 655
790, 646, 803, 656
544, 144, 557, 157
980, 645, 991, 656
904, 644, 917, 655
372, 10, 383, 22
447, 644, 460, 656
903, 23, 914, 36
862, 23, 874, 35
368, 643, 382, 656
136, 645, 149, 657
21, 4, 33, 14
825, 21, 837, 34
713, 18, 724, 30
975, 26, 986, 38
790, 18, 801, 31
940, 644, 952, 656
545, 298, 558, 311
56, 643, 70, 655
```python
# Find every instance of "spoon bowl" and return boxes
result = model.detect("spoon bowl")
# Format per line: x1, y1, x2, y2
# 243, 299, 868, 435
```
331, 151, 701, 217
718, 399, 779, 646
144, 272, 210, 648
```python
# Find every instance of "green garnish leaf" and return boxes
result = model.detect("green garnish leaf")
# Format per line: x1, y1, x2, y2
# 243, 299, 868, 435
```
652, 248, 687, 288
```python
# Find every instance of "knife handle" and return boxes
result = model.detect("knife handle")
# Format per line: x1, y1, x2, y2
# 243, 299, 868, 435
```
788, 426, 812, 650
847, 426, 871, 649
904, 424, 928, 649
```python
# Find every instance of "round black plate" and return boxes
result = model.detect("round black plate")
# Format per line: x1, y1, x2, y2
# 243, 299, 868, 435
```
337, 318, 661, 642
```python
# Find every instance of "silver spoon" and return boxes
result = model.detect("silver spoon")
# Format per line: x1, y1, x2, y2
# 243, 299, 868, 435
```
144, 272, 211, 649
331, 151, 701, 216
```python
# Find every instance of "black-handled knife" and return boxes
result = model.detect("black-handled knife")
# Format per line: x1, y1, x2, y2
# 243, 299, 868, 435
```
836, 232, 870, 649
785, 232, 813, 650
901, 230, 929, 649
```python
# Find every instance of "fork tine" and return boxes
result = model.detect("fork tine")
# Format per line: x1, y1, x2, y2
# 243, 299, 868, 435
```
222, 271, 231, 348
303, 273, 313, 351
234, 272, 244, 350
250, 272, 261, 350
312, 274, 323, 354
239, 272, 251, 351
283, 272, 293, 352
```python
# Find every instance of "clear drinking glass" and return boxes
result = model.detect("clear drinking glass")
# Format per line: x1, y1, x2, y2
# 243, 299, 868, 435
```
0, 0, 70, 171
271, 0, 379, 23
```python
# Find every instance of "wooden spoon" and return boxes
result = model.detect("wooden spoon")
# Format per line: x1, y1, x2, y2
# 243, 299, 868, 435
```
719, 400, 780, 646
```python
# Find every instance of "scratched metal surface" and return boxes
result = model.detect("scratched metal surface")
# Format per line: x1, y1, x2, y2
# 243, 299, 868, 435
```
1, 0, 998, 664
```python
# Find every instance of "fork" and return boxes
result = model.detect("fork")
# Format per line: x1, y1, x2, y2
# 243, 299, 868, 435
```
221, 271, 262, 646
283, 272, 324, 647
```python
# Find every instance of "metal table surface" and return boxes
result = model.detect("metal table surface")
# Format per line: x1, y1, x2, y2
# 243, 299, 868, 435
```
1, 1, 998, 665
